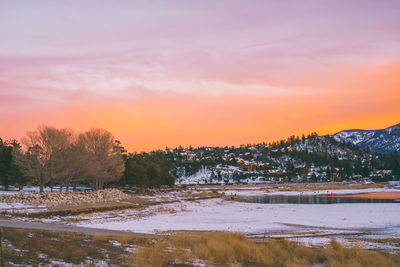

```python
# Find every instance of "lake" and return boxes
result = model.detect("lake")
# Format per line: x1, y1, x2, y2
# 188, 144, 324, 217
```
249, 194, 400, 204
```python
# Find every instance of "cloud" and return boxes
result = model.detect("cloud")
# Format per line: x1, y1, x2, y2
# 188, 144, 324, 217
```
0, 94, 33, 106
1, 59, 398, 152
1, 1, 399, 150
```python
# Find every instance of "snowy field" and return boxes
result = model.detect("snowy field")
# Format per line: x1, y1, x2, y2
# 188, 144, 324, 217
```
67, 187, 400, 250
2, 186, 400, 250
78, 198, 400, 235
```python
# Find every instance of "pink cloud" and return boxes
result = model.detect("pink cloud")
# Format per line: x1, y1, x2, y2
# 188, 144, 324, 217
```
1, 0, 400, 151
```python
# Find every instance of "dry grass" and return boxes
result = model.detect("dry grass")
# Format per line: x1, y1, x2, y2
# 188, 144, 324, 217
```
2, 227, 400, 266
5, 189, 219, 220
183, 190, 220, 200
49, 197, 152, 212
134, 231, 400, 267
155, 207, 178, 214
9, 191, 216, 219
11, 196, 166, 218
0, 227, 139, 266
91, 233, 110, 242
114, 234, 137, 245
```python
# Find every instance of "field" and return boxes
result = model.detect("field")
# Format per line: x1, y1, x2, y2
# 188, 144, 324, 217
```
1, 183, 400, 266
2, 227, 400, 267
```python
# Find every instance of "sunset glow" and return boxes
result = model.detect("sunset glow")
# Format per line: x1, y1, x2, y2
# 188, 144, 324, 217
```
1, 0, 399, 151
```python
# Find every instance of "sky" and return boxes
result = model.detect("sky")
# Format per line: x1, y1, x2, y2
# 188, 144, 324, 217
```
1, 0, 399, 152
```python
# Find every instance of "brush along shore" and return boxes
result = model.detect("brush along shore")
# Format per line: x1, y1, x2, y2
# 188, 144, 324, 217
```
0, 188, 220, 217
1, 227, 400, 267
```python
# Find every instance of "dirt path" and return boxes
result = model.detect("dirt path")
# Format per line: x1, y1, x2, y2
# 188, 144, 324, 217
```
0, 219, 155, 238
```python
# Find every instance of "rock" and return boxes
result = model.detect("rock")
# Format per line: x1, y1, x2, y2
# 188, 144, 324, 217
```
0, 188, 129, 207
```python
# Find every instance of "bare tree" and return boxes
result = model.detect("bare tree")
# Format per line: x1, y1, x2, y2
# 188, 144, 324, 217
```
79, 128, 125, 190
13, 144, 44, 192
17, 126, 75, 193
55, 137, 92, 191
14, 126, 125, 192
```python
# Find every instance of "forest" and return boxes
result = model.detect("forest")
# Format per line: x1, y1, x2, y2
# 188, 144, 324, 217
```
1, 126, 399, 191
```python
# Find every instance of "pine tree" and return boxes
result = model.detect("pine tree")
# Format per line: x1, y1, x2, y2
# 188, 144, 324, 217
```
147, 166, 161, 188
125, 160, 149, 187
392, 153, 400, 179
160, 166, 175, 186
0, 141, 12, 190
7, 160, 27, 191
326, 166, 332, 180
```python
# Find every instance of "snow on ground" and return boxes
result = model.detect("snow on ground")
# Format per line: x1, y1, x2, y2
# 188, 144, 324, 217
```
78, 198, 400, 235
175, 165, 268, 185
3, 186, 400, 251
0, 202, 47, 214
0, 202, 29, 209
0, 186, 91, 195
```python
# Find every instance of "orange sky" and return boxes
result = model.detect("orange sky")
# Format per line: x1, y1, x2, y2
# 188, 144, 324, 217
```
2, 59, 399, 152
1, 1, 399, 152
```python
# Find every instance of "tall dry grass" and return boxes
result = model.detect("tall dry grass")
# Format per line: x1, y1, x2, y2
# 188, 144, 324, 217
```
1, 227, 138, 266
134, 231, 400, 267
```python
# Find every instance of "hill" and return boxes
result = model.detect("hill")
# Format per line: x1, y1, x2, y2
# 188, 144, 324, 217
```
333, 123, 400, 154
150, 133, 400, 185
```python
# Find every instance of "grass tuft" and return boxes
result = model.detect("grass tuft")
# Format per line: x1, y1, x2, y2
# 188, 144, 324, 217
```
134, 232, 400, 267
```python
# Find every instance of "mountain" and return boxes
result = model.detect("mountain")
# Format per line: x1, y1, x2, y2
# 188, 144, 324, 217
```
150, 133, 400, 185
333, 123, 400, 154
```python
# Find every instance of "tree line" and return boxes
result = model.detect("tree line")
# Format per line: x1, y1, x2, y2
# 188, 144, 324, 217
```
148, 134, 400, 182
123, 153, 175, 188
0, 125, 176, 193
1, 126, 125, 192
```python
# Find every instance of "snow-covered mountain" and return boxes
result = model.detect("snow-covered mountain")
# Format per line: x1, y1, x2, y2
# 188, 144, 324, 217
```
154, 127, 400, 184
333, 123, 400, 154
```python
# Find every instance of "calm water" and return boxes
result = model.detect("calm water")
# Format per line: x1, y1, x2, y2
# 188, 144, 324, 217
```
249, 195, 400, 204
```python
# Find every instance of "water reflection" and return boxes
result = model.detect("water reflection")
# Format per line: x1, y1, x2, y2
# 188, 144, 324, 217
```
250, 195, 400, 204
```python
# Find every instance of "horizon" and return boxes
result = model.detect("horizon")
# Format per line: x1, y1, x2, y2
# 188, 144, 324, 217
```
1, 121, 398, 153
1, 1, 399, 152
